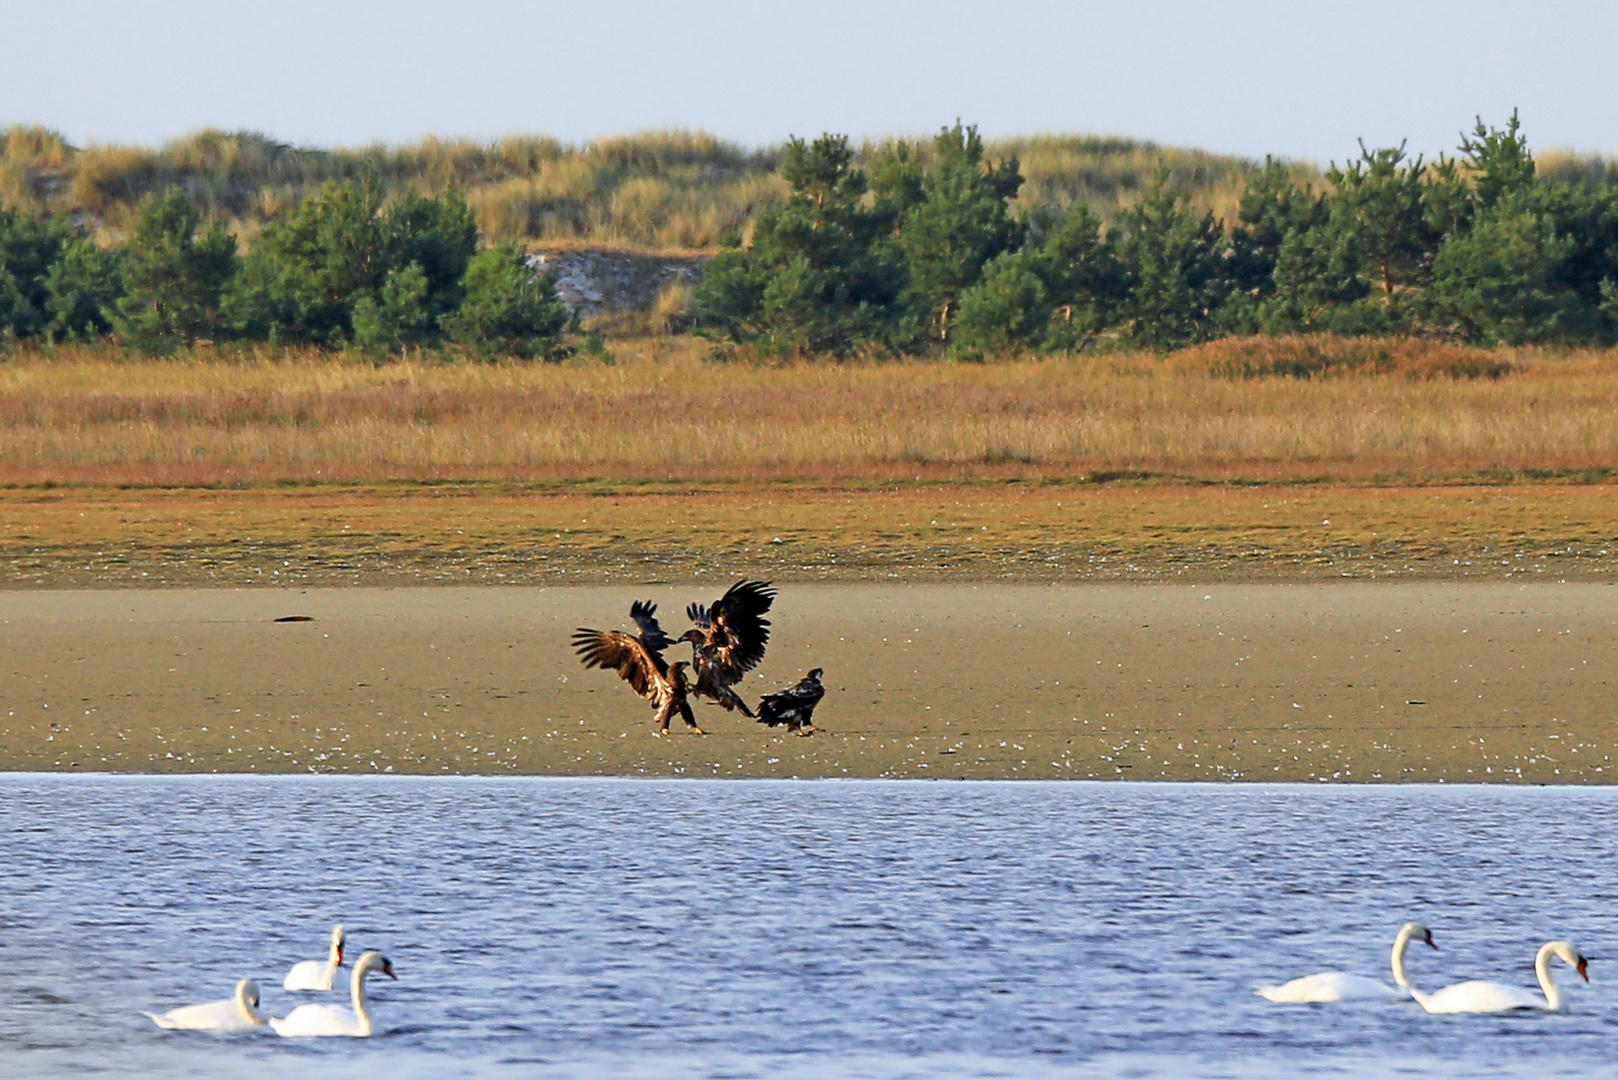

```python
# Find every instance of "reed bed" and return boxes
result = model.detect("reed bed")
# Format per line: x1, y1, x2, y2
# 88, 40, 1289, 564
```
2, 339, 1617, 486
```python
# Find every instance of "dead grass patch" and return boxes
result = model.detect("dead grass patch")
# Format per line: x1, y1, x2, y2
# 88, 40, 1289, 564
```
1, 339, 1617, 486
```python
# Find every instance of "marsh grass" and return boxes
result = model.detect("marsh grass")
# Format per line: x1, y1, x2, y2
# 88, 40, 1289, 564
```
2, 338, 1616, 486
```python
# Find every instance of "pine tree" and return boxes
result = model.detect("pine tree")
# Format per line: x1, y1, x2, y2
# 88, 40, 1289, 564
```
891, 123, 1024, 342
1113, 172, 1231, 348
1326, 142, 1439, 319
694, 133, 902, 354
442, 245, 569, 359
111, 188, 237, 354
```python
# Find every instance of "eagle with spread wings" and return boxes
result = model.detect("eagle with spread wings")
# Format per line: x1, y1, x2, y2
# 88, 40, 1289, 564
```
757, 668, 825, 736
572, 600, 705, 735
676, 580, 777, 718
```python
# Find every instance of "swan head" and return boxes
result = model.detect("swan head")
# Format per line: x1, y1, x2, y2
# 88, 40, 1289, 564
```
355, 950, 398, 981
1551, 941, 1590, 982
1401, 922, 1438, 950
234, 978, 269, 1023
331, 923, 346, 965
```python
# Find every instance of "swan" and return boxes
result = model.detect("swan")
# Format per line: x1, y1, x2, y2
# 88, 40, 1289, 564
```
1411, 940, 1589, 1014
283, 923, 344, 991
270, 950, 395, 1037
144, 978, 271, 1032
1257, 922, 1436, 1002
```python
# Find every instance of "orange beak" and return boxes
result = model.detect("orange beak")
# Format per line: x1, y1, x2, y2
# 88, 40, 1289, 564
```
1578, 959, 1590, 982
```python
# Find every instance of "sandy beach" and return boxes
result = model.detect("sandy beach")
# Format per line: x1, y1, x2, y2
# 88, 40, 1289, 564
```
3, 581, 1613, 781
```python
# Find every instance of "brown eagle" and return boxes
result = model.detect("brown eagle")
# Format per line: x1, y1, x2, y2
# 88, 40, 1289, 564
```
572, 600, 705, 735
676, 580, 777, 718
757, 667, 825, 736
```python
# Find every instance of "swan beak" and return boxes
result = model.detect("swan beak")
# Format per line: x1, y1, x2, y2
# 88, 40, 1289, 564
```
1426, 937, 1438, 951
383, 959, 398, 980
1578, 959, 1589, 982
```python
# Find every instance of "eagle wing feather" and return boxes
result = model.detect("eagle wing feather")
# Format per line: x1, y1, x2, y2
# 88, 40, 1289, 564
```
628, 600, 675, 652
572, 628, 665, 700
704, 580, 776, 681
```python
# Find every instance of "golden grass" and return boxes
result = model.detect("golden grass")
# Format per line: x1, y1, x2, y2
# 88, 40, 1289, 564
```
1, 338, 1617, 487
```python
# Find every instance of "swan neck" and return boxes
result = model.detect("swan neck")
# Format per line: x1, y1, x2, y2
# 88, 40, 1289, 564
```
1535, 943, 1563, 1011
234, 983, 267, 1025
1390, 925, 1413, 988
350, 962, 374, 1035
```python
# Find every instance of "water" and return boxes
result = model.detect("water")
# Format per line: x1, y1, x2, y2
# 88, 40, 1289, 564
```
2, 776, 1615, 1079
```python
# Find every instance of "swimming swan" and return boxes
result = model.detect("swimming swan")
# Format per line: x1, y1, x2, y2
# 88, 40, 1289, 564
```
144, 978, 270, 1032
1410, 940, 1589, 1014
283, 923, 344, 991
270, 950, 395, 1037
1257, 922, 1437, 1002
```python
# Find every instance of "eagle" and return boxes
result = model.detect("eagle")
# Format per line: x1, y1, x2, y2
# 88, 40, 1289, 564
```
757, 668, 825, 736
572, 600, 705, 735
676, 580, 777, 718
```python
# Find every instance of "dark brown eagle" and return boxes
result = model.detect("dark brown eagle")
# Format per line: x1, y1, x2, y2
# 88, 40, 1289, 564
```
757, 667, 825, 736
675, 580, 777, 718
572, 600, 705, 735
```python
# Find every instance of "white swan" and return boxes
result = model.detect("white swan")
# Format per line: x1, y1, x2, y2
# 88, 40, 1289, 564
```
144, 978, 271, 1032
1411, 940, 1589, 1014
283, 923, 344, 991
1257, 922, 1436, 1002
270, 950, 395, 1037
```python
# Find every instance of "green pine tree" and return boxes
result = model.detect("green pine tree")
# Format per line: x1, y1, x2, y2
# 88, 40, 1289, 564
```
891, 123, 1025, 343
111, 188, 237, 354
442, 245, 569, 359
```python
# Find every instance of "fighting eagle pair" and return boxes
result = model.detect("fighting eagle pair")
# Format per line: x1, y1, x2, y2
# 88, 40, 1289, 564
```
572, 580, 825, 736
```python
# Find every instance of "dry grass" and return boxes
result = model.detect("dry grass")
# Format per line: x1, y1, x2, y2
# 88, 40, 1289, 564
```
1, 338, 1617, 487
8, 125, 1618, 255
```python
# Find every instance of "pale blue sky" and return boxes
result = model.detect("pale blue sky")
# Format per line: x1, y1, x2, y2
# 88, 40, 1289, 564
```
3, 1, 1615, 165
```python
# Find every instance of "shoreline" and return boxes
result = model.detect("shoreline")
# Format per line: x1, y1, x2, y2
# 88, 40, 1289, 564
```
5, 581, 1614, 784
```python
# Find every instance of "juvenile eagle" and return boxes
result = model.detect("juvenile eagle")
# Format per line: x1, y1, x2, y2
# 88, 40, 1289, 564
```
757, 667, 825, 736
572, 600, 705, 735
676, 580, 777, 718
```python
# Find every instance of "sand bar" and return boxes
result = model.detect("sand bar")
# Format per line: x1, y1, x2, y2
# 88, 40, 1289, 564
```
2, 582, 1614, 782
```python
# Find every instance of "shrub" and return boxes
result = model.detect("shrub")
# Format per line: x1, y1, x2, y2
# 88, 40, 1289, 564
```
1178, 334, 1514, 380
442, 245, 568, 359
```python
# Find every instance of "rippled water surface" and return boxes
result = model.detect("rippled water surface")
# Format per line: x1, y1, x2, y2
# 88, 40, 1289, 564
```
3, 777, 1617, 1079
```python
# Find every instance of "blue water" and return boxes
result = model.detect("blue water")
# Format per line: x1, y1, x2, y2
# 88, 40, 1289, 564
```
2, 777, 1615, 1079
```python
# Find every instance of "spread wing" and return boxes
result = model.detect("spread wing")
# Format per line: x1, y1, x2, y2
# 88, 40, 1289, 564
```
572, 628, 666, 700
628, 600, 674, 653
693, 580, 776, 681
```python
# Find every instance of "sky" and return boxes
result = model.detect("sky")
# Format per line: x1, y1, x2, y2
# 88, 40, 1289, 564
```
4, 1, 1617, 165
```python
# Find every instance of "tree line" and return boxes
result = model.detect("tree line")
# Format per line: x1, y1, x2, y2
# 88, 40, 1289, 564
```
0, 179, 567, 356
696, 116, 1618, 355
3, 115, 1617, 358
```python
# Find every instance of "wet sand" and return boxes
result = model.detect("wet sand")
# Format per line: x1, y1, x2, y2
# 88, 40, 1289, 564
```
3, 582, 1615, 782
